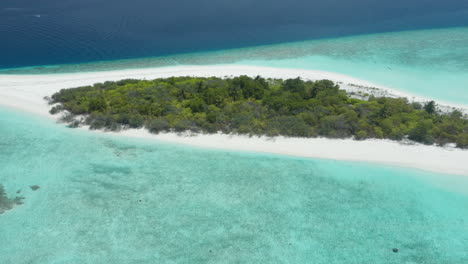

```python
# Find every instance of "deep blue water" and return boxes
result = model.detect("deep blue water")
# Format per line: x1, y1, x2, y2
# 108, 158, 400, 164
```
1, 0, 468, 68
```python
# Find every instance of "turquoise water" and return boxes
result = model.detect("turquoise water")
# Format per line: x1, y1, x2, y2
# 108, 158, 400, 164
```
1, 107, 468, 263
2, 27, 468, 105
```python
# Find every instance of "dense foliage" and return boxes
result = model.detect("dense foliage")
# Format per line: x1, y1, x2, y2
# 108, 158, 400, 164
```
48, 76, 468, 148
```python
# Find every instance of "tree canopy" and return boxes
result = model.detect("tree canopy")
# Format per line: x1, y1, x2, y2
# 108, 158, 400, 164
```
48, 76, 468, 149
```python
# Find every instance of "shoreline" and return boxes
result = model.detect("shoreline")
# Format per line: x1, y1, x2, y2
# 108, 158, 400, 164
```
107, 130, 468, 176
1, 64, 467, 176
1, 64, 467, 114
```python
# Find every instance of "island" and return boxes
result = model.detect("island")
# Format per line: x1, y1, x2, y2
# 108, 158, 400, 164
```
47, 76, 468, 149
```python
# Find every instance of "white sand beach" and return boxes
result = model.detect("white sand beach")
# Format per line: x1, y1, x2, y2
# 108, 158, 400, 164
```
1, 65, 467, 175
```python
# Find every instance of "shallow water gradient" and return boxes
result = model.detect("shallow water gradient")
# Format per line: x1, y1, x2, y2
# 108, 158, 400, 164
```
1, 0, 468, 68
1, 107, 467, 263
2, 27, 468, 105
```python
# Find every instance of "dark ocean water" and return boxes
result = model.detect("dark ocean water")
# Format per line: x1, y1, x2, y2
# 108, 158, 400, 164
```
1, 0, 468, 69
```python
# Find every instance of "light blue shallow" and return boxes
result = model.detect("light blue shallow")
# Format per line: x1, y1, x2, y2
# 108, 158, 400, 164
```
2, 27, 468, 105
1, 107, 467, 263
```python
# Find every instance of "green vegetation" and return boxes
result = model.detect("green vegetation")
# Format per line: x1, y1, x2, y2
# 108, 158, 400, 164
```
48, 76, 468, 148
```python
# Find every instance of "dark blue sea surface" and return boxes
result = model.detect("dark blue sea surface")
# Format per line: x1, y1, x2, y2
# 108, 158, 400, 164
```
1, 0, 468, 68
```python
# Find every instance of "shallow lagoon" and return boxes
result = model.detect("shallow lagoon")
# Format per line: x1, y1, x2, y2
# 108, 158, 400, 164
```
1, 107, 467, 263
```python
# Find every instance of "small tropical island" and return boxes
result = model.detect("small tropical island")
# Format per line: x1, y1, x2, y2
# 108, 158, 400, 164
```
48, 76, 468, 148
